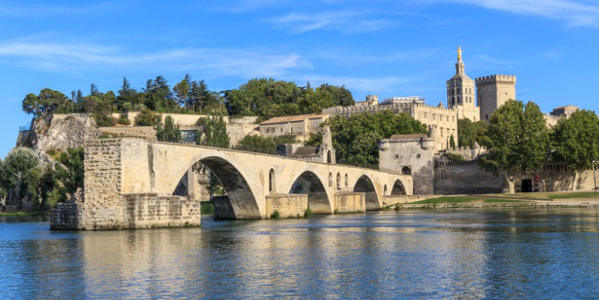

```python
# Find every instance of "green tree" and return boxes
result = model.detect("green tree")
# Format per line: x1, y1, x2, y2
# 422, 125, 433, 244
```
449, 135, 456, 150
156, 116, 182, 143
458, 118, 487, 148
329, 111, 428, 168
479, 100, 549, 193
22, 88, 69, 118
174, 75, 191, 109
551, 110, 599, 190
134, 108, 161, 126
235, 135, 296, 154
196, 114, 230, 148
1, 148, 42, 210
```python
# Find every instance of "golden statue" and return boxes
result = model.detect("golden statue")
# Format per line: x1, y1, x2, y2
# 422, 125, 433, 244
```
457, 46, 462, 61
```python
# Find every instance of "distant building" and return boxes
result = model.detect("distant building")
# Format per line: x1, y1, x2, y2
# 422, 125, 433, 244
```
476, 74, 517, 122
447, 46, 479, 121
551, 105, 579, 118
259, 114, 329, 142
379, 134, 435, 194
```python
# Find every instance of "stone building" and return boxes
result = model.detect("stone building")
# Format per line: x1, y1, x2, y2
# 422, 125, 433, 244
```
379, 134, 436, 194
323, 95, 458, 151
476, 74, 517, 122
258, 114, 329, 142
447, 46, 479, 121
277, 126, 336, 164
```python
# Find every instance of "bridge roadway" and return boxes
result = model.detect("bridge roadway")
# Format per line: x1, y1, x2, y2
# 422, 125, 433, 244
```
115, 138, 412, 219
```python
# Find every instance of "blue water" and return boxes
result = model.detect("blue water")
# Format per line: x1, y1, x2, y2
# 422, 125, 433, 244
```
1, 208, 599, 299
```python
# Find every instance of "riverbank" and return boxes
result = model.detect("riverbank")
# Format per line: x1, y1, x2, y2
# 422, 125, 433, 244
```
393, 191, 599, 209
0, 211, 48, 217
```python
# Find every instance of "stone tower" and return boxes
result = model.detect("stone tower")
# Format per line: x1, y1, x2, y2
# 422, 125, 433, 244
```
446, 46, 479, 121
475, 75, 516, 122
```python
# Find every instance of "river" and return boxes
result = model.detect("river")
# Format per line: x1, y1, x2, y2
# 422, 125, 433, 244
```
1, 208, 598, 299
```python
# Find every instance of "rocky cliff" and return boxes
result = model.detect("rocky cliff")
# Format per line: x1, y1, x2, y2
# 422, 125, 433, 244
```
18, 114, 101, 162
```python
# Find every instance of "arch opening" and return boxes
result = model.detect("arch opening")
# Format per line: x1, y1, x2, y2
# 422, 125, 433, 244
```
327, 151, 332, 163
290, 171, 331, 214
402, 166, 412, 175
269, 168, 275, 192
173, 156, 260, 220
391, 179, 406, 195
354, 175, 380, 210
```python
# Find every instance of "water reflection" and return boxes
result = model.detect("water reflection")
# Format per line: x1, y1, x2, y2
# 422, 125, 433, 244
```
1, 208, 599, 298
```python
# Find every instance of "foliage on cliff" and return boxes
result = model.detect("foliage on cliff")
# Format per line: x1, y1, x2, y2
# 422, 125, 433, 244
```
224, 79, 354, 122
328, 111, 428, 168
21, 76, 353, 125
0, 147, 84, 211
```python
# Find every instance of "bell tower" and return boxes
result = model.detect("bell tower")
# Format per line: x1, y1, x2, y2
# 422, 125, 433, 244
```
446, 46, 479, 121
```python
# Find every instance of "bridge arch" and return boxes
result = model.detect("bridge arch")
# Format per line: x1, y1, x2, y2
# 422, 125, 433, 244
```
289, 170, 331, 214
353, 175, 380, 210
391, 179, 407, 195
176, 154, 261, 219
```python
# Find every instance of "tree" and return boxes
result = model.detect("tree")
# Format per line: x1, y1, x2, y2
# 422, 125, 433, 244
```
1, 148, 42, 210
315, 84, 354, 107
117, 77, 139, 112
479, 100, 549, 193
134, 108, 161, 126
328, 111, 428, 168
458, 118, 487, 148
196, 114, 230, 148
551, 110, 599, 190
156, 116, 182, 143
449, 135, 456, 150
235, 135, 296, 154
22, 88, 69, 118
173, 75, 191, 109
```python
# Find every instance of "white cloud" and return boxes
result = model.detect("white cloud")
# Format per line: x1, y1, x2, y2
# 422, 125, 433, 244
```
441, 0, 599, 26
266, 10, 395, 33
0, 41, 309, 77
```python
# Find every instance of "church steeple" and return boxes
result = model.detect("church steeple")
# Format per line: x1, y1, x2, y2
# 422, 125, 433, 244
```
455, 46, 464, 75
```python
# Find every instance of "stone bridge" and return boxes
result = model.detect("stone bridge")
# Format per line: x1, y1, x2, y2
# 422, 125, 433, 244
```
51, 138, 412, 230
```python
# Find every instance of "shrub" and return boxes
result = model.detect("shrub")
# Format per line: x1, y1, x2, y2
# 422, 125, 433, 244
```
304, 207, 313, 218
270, 210, 280, 219
134, 109, 161, 126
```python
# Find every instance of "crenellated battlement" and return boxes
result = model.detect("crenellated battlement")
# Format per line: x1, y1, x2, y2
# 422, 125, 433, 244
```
475, 74, 516, 84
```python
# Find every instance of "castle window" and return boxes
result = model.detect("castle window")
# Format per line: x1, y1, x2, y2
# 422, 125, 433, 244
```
394, 154, 399, 159
402, 167, 411, 175
416, 154, 421, 159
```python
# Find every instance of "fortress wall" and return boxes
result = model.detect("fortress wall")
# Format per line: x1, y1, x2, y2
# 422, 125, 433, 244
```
434, 162, 505, 194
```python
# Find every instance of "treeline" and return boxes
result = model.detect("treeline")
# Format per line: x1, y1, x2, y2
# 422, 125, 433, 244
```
0, 148, 83, 211
22, 76, 355, 126
471, 100, 599, 192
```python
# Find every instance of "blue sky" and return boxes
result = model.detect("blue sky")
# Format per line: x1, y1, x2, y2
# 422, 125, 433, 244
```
1, 0, 599, 157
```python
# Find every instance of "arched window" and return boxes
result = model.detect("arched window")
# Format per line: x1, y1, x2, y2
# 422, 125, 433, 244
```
402, 166, 412, 175
345, 174, 348, 187
336, 173, 341, 190
328, 172, 333, 187
384, 184, 388, 195
327, 151, 332, 164
269, 169, 275, 192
